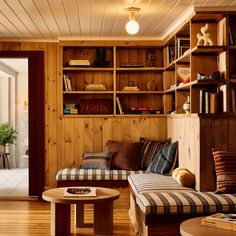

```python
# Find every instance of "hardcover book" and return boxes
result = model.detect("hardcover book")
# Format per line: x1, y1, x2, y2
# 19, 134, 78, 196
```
202, 213, 236, 231
64, 187, 96, 197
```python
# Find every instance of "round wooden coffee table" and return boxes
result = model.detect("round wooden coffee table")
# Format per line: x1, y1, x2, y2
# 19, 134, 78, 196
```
180, 216, 236, 236
42, 187, 119, 236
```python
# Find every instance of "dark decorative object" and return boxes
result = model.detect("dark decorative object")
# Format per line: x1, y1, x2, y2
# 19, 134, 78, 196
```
197, 71, 221, 80
128, 80, 134, 86
93, 48, 109, 67
147, 53, 156, 67
67, 188, 91, 195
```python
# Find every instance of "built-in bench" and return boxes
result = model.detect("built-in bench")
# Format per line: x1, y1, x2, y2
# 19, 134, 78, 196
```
128, 173, 236, 236
56, 168, 145, 187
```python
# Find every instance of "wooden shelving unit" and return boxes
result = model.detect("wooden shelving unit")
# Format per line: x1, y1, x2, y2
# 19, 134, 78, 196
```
59, 12, 236, 117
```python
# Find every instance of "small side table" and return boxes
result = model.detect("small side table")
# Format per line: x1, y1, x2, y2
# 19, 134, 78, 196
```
0, 152, 10, 169
180, 216, 236, 236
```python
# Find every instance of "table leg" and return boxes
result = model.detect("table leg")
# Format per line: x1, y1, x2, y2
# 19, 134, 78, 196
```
75, 204, 85, 227
50, 202, 70, 236
94, 201, 113, 235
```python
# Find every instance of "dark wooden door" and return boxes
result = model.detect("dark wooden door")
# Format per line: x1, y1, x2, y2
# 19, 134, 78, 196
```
0, 51, 45, 197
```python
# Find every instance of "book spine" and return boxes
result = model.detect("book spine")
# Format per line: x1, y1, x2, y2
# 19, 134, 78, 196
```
199, 90, 205, 113
205, 92, 209, 114
116, 97, 123, 115
63, 74, 68, 91
210, 93, 218, 113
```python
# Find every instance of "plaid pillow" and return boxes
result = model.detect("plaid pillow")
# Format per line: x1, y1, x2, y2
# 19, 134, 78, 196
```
212, 149, 236, 193
146, 141, 178, 175
138, 138, 171, 170
80, 151, 112, 170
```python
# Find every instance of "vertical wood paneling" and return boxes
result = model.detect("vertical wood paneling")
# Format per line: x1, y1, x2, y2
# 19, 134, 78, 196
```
65, 119, 75, 167
93, 118, 103, 151
46, 43, 58, 187
229, 117, 236, 152
111, 118, 122, 141
121, 118, 132, 142
103, 118, 112, 150
83, 118, 94, 151
74, 118, 84, 167
131, 118, 140, 142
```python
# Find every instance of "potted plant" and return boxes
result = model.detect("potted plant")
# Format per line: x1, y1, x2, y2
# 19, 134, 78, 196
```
0, 123, 17, 153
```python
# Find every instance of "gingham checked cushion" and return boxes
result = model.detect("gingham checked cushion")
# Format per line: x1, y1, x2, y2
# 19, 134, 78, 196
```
128, 173, 193, 195
56, 168, 145, 181
136, 191, 236, 215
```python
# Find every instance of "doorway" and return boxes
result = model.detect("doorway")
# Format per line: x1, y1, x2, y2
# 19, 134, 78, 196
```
0, 51, 44, 198
0, 58, 28, 197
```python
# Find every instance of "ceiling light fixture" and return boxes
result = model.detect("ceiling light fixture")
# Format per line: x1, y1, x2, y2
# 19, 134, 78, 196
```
125, 7, 141, 35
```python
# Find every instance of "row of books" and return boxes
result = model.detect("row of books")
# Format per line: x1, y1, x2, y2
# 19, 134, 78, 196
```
63, 74, 73, 91
202, 213, 236, 232
176, 37, 190, 58
200, 90, 219, 114
129, 107, 161, 114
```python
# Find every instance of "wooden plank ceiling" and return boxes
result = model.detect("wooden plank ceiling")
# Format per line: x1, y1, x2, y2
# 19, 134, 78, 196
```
0, 0, 235, 40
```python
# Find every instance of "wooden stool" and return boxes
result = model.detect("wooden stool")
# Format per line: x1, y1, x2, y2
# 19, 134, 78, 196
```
0, 152, 10, 169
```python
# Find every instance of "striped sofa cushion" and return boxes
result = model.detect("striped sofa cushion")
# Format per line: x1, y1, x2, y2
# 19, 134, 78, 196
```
128, 173, 193, 195
56, 168, 145, 181
138, 138, 170, 170
136, 191, 236, 215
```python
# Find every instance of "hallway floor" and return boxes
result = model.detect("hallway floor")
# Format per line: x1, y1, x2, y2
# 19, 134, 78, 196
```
0, 168, 28, 197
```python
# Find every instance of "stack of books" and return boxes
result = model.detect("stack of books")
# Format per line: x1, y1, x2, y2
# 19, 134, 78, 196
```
85, 83, 106, 91
130, 107, 161, 114
64, 103, 78, 114
122, 86, 140, 91
202, 213, 236, 231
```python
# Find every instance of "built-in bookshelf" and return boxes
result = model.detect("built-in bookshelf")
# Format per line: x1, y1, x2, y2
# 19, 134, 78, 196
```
59, 12, 236, 116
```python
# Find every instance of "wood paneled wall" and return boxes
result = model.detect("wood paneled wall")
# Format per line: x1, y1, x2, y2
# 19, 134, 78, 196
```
0, 41, 168, 189
1, 41, 235, 192
167, 114, 236, 191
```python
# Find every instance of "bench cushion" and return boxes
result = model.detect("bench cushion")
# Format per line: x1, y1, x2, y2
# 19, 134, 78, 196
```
128, 173, 193, 195
136, 191, 236, 215
56, 168, 145, 181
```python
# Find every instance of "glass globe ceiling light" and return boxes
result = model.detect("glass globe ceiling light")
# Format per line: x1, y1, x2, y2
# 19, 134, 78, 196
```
125, 7, 141, 35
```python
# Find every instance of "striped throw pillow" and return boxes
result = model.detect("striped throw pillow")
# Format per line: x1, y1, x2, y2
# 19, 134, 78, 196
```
146, 141, 178, 175
138, 138, 171, 170
80, 151, 112, 170
212, 149, 236, 193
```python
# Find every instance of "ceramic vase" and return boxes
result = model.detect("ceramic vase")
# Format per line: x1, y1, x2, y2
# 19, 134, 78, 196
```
183, 96, 190, 114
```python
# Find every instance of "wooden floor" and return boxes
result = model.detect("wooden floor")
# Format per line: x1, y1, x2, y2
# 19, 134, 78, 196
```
0, 200, 136, 236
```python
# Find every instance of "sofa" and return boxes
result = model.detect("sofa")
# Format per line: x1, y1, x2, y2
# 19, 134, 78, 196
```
56, 140, 236, 236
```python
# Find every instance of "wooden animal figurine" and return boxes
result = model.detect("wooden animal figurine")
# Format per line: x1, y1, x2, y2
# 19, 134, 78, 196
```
197, 23, 213, 46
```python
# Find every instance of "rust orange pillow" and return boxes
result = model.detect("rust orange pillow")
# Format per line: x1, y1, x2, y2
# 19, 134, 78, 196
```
212, 149, 236, 193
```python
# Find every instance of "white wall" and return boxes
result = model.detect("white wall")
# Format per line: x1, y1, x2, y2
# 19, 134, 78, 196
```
15, 70, 28, 168
0, 76, 9, 123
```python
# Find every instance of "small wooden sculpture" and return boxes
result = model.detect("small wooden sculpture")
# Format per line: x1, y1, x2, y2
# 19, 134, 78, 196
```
196, 23, 213, 46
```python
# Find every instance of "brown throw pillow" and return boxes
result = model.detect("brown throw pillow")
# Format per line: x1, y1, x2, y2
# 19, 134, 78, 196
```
106, 140, 139, 170
212, 149, 236, 194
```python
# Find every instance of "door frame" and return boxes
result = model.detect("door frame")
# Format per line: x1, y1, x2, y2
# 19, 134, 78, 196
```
0, 51, 45, 197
